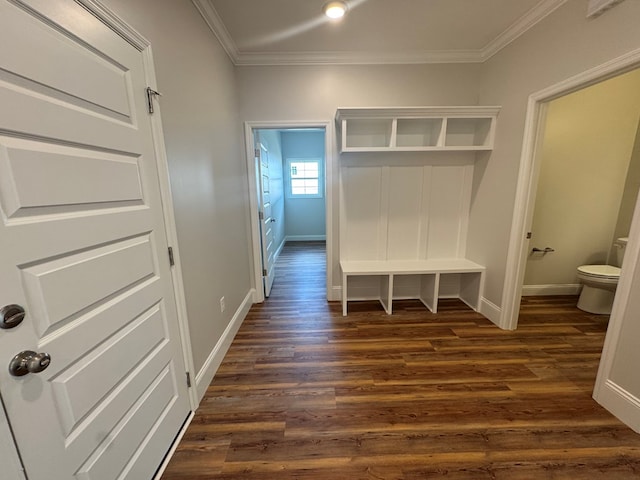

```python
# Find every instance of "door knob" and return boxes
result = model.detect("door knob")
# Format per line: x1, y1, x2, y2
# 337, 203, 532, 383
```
0, 304, 26, 329
9, 351, 51, 377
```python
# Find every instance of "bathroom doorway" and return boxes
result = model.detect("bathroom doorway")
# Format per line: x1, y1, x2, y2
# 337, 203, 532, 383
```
522, 69, 640, 304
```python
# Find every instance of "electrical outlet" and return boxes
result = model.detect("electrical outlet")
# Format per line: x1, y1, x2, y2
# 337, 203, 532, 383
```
220, 296, 226, 313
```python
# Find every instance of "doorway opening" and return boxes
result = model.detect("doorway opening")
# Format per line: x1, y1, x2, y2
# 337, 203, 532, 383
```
501, 57, 640, 429
245, 122, 332, 302
521, 69, 640, 315
500, 64, 639, 329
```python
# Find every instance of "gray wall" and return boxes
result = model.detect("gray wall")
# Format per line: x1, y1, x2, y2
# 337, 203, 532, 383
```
474, 0, 640, 307
237, 63, 483, 293
101, 0, 252, 377
281, 131, 326, 239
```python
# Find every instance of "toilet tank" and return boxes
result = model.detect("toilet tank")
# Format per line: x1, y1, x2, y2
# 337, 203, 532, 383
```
615, 237, 628, 266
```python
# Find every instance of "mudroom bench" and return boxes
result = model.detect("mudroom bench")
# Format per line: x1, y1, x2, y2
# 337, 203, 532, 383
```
340, 258, 485, 316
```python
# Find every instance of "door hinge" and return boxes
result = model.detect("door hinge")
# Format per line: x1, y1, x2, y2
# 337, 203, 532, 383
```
258, 211, 264, 220
526, 232, 532, 239
255, 148, 260, 158
146, 87, 162, 114
263, 268, 267, 276
168, 246, 175, 266
186, 372, 191, 388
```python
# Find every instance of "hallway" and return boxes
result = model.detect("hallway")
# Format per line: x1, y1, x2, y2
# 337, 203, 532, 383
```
162, 242, 640, 479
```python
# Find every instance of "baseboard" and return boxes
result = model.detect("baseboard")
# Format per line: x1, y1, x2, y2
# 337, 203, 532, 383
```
479, 297, 502, 328
285, 235, 326, 242
274, 238, 286, 263
522, 284, 581, 296
330, 286, 342, 302
594, 379, 640, 433
194, 289, 253, 402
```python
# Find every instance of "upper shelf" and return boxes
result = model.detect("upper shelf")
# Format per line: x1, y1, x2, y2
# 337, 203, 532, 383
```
336, 106, 500, 153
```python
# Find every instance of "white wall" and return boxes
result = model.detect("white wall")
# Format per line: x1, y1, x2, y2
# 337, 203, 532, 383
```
256, 129, 286, 251
237, 64, 482, 294
101, 0, 252, 384
524, 70, 640, 288
281, 130, 326, 239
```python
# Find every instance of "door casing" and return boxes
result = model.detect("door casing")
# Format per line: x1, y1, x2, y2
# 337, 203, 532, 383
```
501, 47, 640, 430
75, 0, 197, 410
244, 121, 334, 303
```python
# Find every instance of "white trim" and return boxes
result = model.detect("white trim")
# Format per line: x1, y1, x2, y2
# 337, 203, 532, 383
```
501, 47, 640, 331
274, 237, 286, 263
594, 177, 640, 423
194, 290, 253, 402
152, 411, 195, 480
587, 0, 627, 18
594, 380, 640, 433
245, 124, 264, 303
191, 0, 239, 63
245, 121, 334, 303
331, 286, 343, 302
285, 235, 327, 242
336, 106, 501, 120
479, 297, 502, 327
192, 0, 566, 66
481, 0, 569, 60
80, 0, 198, 410
234, 50, 483, 66
521, 284, 582, 296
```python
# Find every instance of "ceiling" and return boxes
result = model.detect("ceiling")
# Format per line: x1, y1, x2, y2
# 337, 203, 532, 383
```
193, 0, 569, 65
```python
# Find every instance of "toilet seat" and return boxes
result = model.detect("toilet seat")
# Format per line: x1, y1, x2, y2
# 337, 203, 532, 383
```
577, 264, 620, 279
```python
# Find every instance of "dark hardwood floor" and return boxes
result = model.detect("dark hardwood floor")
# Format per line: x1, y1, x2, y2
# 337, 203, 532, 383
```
161, 241, 640, 479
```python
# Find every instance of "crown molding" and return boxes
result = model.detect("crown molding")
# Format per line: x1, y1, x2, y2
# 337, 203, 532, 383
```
234, 50, 484, 66
194, 0, 568, 66
481, 0, 569, 61
192, 0, 239, 63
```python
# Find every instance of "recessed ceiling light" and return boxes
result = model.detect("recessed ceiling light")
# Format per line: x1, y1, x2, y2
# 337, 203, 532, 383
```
323, 1, 348, 19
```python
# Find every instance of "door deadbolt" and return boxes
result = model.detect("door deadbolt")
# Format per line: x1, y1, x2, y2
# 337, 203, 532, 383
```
0, 304, 26, 329
9, 351, 51, 377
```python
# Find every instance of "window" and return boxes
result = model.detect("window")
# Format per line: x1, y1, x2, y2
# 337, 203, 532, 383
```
286, 158, 323, 198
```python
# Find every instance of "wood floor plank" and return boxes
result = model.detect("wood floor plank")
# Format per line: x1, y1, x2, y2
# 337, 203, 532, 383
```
161, 242, 640, 479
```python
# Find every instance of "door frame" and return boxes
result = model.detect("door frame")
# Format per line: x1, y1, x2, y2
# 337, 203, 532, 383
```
244, 121, 334, 303
62, 0, 197, 410
501, 47, 640, 430
501, 46, 640, 331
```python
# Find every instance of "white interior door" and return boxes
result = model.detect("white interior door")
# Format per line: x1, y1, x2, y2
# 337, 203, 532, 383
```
256, 138, 276, 297
0, 1, 190, 479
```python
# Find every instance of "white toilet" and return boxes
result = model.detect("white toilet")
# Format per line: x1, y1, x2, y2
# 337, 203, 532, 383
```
576, 237, 628, 314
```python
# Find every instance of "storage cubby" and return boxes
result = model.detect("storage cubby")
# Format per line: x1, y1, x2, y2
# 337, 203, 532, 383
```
337, 106, 499, 317
336, 107, 499, 153
340, 260, 485, 316
344, 118, 393, 149
445, 118, 493, 148
396, 118, 443, 147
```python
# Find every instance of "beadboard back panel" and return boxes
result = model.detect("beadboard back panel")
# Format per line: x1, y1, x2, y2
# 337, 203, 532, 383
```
341, 161, 474, 262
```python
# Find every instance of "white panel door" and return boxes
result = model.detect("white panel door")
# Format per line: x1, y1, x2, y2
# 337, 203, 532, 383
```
256, 140, 276, 297
0, 2, 190, 480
